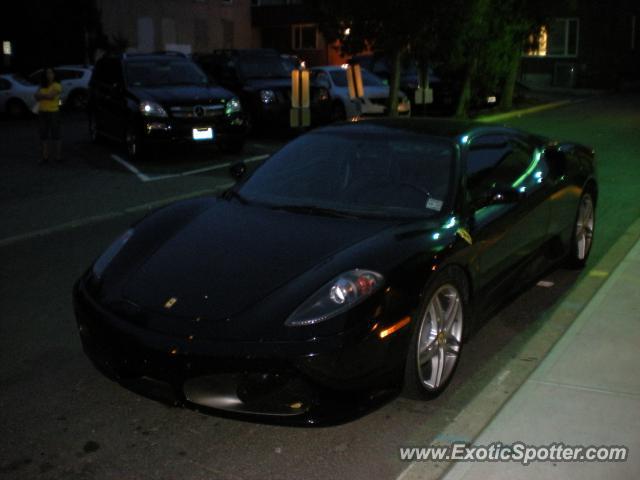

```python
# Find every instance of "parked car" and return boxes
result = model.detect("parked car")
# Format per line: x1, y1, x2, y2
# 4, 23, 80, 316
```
351, 54, 447, 109
88, 52, 248, 159
194, 49, 332, 131
29, 65, 93, 111
74, 118, 596, 423
311, 65, 411, 121
0, 74, 38, 117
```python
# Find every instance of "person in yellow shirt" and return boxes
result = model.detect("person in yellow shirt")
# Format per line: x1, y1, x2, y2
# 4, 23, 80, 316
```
34, 67, 63, 164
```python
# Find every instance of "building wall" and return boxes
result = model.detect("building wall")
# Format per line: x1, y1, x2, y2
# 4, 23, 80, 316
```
520, 0, 640, 89
97, 0, 253, 54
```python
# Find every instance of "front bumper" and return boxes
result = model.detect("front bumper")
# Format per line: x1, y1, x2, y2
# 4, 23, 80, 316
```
73, 280, 406, 424
139, 112, 248, 146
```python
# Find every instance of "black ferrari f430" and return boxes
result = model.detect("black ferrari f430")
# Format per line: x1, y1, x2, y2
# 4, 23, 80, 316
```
74, 118, 596, 423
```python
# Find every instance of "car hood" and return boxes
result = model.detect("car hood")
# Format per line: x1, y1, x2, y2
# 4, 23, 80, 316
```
122, 199, 395, 323
128, 84, 232, 105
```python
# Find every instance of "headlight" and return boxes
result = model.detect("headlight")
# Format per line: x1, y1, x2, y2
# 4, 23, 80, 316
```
285, 269, 384, 327
259, 89, 276, 104
139, 100, 168, 117
225, 96, 242, 115
92, 229, 134, 279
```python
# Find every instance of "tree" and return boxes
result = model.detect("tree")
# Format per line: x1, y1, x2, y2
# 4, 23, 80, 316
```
318, 0, 574, 117
318, 0, 435, 117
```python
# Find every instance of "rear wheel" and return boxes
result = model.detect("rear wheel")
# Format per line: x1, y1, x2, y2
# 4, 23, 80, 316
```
6, 99, 29, 118
567, 191, 595, 268
403, 268, 468, 398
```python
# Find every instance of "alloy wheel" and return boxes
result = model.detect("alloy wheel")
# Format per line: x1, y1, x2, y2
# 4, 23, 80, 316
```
575, 194, 595, 261
416, 284, 463, 391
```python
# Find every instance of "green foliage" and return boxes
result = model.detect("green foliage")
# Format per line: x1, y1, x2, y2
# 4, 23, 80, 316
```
317, 0, 573, 116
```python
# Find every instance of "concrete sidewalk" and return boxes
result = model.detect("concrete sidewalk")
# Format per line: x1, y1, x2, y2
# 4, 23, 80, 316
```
442, 239, 640, 479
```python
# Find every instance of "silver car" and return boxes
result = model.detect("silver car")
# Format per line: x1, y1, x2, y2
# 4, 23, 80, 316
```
312, 65, 411, 121
0, 74, 38, 116
28, 65, 93, 110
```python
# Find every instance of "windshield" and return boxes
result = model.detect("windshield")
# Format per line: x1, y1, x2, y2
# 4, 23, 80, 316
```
329, 69, 385, 88
238, 129, 455, 219
124, 59, 209, 87
236, 55, 290, 80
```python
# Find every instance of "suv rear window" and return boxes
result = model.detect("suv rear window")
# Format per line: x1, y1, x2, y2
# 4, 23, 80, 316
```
124, 59, 209, 87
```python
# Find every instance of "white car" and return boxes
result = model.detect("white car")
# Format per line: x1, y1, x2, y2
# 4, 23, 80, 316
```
312, 65, 411, 121
0, 74, 38, 116
28, 65, 93, 110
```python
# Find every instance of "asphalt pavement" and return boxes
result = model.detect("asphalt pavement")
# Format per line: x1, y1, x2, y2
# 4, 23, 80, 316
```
1, 94, 639, 480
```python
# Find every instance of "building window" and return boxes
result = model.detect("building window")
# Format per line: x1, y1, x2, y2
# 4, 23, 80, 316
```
292, 24, 317, 50
2, 41, 12, 56
526, 18, 579, 57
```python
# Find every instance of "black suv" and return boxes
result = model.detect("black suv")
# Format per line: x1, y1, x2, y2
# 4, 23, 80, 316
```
194, 49, 331, 131
89, 52, 248, 159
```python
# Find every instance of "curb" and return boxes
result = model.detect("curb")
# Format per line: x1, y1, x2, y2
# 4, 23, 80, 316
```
475, 100, 575, 123
397, 216, 640, 480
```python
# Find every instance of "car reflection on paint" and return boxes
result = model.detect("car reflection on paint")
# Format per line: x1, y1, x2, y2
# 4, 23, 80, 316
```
74, 118, 597, 424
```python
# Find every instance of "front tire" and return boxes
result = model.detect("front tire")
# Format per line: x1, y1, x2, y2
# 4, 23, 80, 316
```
567, 191, 596, 268
6, 99, 29, 117
126, 127, 147, 161
403, 267, 469, 398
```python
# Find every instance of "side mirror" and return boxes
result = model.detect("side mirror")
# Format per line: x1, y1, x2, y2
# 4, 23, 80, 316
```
544, 144, 569, 177
229, 161, 247, 180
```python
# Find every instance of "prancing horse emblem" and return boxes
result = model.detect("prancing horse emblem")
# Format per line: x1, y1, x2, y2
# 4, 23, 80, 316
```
164, 297, 178, 309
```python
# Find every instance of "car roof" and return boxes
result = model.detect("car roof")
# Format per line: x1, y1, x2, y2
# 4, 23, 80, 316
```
315, 118, 526, 142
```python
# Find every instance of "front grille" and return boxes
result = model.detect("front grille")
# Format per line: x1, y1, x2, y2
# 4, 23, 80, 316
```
170, 104, 224, 118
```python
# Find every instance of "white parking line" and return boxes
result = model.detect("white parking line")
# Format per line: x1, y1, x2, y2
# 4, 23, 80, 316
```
110, 154, 269, 183
0, 187, 232, 248
110, 154, 151, 182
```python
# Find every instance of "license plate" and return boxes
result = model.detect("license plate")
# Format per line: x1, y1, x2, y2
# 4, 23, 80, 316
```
192, 127, 214, 141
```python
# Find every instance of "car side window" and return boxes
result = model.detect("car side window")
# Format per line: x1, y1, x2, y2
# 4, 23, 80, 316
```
467, 135, 532, 204
0, 78, 11, 90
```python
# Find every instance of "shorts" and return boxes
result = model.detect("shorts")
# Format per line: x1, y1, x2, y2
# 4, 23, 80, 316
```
38, 111, 61, 140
